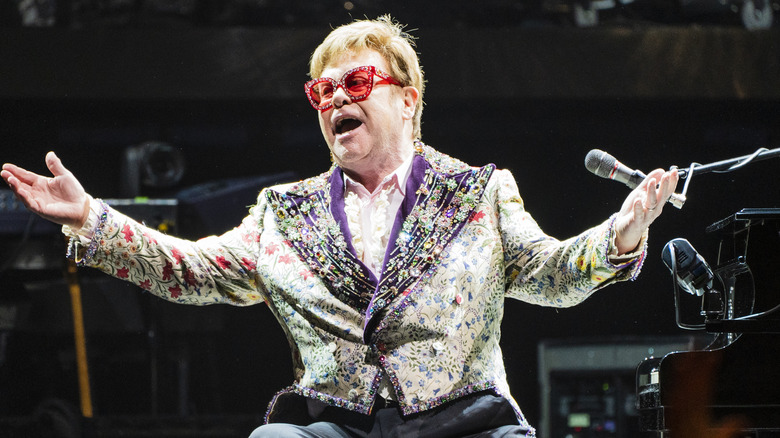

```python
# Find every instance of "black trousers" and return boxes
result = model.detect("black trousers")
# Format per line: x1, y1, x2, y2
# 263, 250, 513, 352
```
249, 391, 535, 438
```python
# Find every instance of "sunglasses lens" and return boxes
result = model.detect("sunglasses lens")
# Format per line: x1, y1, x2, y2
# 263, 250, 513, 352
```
309, 81, 333, 106
345, 70, 372, 98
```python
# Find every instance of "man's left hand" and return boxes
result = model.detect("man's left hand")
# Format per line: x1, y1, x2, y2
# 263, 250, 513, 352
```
614, 168, 679, 255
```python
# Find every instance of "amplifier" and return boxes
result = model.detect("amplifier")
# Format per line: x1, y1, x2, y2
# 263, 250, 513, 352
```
538, 336, 708, 438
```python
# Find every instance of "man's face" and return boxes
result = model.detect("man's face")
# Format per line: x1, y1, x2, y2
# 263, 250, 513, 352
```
316, 49, 411, 175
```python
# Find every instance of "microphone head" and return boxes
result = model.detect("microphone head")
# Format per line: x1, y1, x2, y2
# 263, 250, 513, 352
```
661, 238, 713, 296
584, 149, 616, 179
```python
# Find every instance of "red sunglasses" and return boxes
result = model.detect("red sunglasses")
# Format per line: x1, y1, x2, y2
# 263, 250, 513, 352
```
304, 65, 402, 111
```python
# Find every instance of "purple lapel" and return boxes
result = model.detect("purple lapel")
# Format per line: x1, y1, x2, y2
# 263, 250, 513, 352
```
380, 153, 428, 278
265, 170, 376, 311
328, 168, 379, 285
362, 147, 496, 343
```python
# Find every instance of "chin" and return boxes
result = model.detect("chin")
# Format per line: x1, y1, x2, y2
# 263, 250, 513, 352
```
332, 139, 366, 161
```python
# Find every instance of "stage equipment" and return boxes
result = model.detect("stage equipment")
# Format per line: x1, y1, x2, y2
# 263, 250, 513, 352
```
584, 149, 686, 209
16, 0, 56, 26
637, 208, 780, 436
175, 171, 297, 237
1, 189, 59, 237
65, 252, 94, 420
540, 0, 637, 27
661, 238, 727, 333
585, 147, 780, 212
674, 147, 780, 209
120, 141, 186, 198
675, 147, 780, 180
661, 238, 714, 298
539, 336, 707, 438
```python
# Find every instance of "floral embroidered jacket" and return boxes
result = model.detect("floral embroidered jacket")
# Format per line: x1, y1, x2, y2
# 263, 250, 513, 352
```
69, 143, 645, 431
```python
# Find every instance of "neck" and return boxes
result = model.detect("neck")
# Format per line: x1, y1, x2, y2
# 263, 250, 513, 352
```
342, 163, 396, 193
340, 142, 413, 193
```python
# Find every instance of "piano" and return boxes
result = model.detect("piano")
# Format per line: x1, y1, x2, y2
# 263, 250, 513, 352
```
637, 209, 780, 437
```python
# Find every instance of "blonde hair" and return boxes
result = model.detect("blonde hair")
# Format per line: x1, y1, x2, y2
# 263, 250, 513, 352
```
309, 15, 425, 139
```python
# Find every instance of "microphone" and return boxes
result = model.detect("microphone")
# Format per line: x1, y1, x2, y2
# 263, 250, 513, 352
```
584, 149, 685, 209
661, 238, 714, 297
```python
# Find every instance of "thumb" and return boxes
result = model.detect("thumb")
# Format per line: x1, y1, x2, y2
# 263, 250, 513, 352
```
45, 151, 70, 177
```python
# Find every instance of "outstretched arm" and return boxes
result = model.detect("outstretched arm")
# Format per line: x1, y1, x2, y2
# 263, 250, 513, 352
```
2, 152, 90, 229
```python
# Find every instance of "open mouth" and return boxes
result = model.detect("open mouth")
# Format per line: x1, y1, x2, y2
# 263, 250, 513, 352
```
335, 118, 363, 135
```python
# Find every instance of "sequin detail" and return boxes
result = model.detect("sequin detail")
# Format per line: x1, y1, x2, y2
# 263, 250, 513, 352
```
67, 198, 109, 265
267, 183, 374, 310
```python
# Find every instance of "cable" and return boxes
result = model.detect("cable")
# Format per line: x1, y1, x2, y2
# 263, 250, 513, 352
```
713, 147, 769, 174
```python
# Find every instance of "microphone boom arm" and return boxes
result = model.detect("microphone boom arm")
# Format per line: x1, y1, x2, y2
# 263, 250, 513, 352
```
585, 147, 780, 211
677, 147, 780, 180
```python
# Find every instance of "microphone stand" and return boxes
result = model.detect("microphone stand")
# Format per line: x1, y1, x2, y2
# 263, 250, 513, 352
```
673, 147, 780, 206
677, 147, 780, 180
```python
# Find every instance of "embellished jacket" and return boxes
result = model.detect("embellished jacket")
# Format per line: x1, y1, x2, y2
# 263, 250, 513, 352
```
69, 143, 645, 430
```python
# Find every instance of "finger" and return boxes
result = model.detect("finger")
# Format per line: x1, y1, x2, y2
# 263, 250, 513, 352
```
2, 166, 44, 212
639, 168, 664, 195
2, 163, 32, 184
0, 168, 11, 185
1, 170, 17, 189
667, 168, 679, 191
660, 174, 675, 203
45, 151, 70, 177
641, 168, 665, 187
2, 162, 19, 173
664, 170, 680, 196
644, 177, 659, 210
6, 180, 34, 209
655, 171, 678, 206
633, 197, 645, 219
1, 171, 18, 192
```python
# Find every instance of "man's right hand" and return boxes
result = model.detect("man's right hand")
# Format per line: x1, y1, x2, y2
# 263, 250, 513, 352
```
2, 152, 90, 229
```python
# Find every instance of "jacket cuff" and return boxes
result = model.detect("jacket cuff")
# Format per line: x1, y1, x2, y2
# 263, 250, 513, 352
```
604, 214, 648, 281
64, 197, 109, 265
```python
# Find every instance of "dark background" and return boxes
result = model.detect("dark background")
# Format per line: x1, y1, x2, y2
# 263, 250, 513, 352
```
1, 0, 779, 436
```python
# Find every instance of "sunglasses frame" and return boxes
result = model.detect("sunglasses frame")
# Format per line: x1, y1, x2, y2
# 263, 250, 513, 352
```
304, 65, 401, 111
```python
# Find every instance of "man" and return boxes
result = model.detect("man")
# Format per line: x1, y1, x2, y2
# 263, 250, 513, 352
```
2, 15, 678, 438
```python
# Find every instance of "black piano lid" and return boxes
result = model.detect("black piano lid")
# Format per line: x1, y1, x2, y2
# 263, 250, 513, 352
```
705, 208, 780, 234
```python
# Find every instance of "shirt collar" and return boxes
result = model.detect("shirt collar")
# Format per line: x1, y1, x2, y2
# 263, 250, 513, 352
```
343, 152, 414, 197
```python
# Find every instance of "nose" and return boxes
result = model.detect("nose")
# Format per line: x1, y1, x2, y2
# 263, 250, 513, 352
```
331, 85, 352, 109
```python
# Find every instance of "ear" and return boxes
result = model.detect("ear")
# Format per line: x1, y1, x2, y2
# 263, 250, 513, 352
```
401, 86, 420, 121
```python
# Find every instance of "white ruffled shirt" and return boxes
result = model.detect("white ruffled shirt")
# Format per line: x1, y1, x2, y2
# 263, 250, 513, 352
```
342, 154, 413, 277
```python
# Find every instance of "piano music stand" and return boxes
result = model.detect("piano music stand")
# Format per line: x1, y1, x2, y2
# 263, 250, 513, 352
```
705, 208, 780, 334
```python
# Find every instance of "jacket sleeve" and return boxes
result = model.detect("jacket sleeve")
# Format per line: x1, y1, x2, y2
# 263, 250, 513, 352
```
494, 169, 646, 307
66, 191, 271, 307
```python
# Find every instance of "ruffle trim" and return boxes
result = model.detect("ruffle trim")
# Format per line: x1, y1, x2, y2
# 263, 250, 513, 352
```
66, 198, 109, 265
